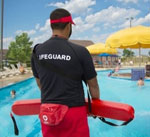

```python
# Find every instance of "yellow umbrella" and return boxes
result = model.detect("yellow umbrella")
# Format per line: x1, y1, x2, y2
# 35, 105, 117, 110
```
106, 25, 150, 48
106, 25, 150, 66
87, 43, 117, 55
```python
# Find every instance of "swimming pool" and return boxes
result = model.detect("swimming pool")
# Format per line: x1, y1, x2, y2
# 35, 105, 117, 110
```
0, 70, 150, 137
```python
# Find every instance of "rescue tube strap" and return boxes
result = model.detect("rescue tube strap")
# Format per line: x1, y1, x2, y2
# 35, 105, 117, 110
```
10, 112, 19, 135
87, 86, 92, 113
98, 117, 133, 126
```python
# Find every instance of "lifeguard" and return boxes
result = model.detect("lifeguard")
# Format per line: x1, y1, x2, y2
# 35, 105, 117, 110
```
31, 8, 100, 137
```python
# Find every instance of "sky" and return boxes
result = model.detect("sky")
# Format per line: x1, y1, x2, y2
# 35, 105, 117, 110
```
1, 0, 150, 55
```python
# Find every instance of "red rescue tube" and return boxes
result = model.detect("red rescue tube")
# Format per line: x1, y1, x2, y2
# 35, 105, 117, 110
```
12, 99, 134, 121
12, 99, 41, 115
86, 99, 134, 121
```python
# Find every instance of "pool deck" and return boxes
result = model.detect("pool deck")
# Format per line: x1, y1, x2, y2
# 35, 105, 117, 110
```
0, 71, 33, 88
0, 65, 149, 88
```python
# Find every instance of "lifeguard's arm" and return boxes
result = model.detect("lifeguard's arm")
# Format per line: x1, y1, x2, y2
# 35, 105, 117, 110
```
87, 77, 100, 99
31, 53, 41, 90
80, 47, 100, 99
35, 78, 41, 90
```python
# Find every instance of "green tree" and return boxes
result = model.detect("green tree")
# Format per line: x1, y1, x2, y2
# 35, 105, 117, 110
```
6, 33, 33, 65
122, 49, 134, 57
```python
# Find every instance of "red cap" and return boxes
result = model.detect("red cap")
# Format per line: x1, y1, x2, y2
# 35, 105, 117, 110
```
50, 16, 75, 25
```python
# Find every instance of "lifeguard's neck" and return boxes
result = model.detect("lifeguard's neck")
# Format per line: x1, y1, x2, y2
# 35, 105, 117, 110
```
52, 29, 68, 39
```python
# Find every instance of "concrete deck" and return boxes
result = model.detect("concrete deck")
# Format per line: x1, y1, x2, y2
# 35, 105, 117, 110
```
0, 72, 33, 88
0, 65, 149, 88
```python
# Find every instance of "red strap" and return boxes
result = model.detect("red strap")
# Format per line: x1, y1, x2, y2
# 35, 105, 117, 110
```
50, 16, 75, 25
10, 112, 13, 117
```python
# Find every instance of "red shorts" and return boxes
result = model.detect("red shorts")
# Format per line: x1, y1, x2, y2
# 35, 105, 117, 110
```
41, 106, 90, 137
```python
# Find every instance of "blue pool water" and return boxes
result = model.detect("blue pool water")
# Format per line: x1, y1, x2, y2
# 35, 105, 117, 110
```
0, 70, 150, 137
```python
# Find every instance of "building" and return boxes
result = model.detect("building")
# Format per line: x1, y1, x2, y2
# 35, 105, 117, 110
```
69, 40, 94, 47
0, 49, 8, 61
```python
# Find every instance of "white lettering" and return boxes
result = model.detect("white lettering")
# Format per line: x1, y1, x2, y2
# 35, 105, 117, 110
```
66, 55, 71, 61
39, 55, 41, 60
44, 54, 48, 59
53, 54, 56, 59
57, 54, 62, 60
48, 54, 52, 59
39, 54, 44, 60
62, 55, 66, 60
38, 54, 71, 61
